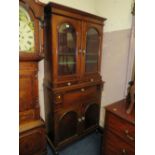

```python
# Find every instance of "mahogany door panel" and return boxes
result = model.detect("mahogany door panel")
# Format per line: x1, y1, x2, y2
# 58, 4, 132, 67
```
51, 14, 82, 83
19, 62, 38, 111
19, 127, 46, 155
19, 62, 39, 122
53, 106, 80, 144
82, 102, 100, 131
81, 22, 103, 77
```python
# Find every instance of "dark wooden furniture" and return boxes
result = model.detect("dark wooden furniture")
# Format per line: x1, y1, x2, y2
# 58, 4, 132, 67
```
43, 2, 106, 153
102, 99, 135, 155
19, 0, 46, 154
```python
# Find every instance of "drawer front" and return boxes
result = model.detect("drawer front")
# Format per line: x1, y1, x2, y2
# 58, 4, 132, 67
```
19, 127, 46, 155
106, 112, 135, 146
103, 131, 134, 155
54, 80, 79, 88
63, 86, 98, 105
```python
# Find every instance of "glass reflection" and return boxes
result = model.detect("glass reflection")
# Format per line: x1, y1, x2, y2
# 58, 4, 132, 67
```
58, 23, 76, 76
85, 28, 99, 73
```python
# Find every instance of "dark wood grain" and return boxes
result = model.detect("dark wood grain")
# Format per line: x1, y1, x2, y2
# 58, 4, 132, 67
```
102, 99, 135, 155
19, 1, 46, 154
19, 120, 46, 155
44, 2, 105, 151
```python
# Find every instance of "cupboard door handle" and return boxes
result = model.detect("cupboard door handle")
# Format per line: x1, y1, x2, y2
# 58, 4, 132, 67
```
81, 88, 85, 92
125, 130, 134, 141
82, 117, 85, 121
78, 118, 82, 122
82, 49, 86, 55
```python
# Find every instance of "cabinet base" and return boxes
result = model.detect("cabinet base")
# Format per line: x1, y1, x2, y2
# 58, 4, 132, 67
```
47, 126, 100, 153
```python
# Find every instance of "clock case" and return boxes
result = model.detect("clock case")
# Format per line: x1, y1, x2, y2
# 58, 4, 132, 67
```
19, 0, 45, 61
19, 0, 46, 155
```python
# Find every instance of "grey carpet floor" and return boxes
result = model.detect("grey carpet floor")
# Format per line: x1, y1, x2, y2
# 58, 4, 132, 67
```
47, 132, 102, 155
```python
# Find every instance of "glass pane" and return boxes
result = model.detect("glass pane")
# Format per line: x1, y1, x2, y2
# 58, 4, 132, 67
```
19, 6, 35, 52
85, 28, 99, 73
58, 23, 76, 76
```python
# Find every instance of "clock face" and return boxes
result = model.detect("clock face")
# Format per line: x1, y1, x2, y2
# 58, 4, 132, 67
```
19, 6, 35, 52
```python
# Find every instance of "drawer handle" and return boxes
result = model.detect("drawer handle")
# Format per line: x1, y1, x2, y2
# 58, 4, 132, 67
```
67, 82, 71, 86
125, 130, 134, 141
126, 134, 134, 141
122, 149, 127, 154
81, 88, 85, 92
90, 78, 94, 82
81, 116, 85, 121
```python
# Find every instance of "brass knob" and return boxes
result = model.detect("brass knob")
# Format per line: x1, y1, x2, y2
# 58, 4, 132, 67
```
82, 117, 85, 121
125, 129, 134, 141
122, 149, 126, 154
57, 95, 61, 99
90, 78, 94, 82
81, 88, 85, 92
67, 82, 71, 86
78, 118, 82, 122
82, 49, 86, 55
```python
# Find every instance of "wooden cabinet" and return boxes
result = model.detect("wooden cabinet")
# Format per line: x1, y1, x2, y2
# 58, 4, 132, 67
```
19, 0, 46, 154
19, 120, 46, 155
44, 2, 106, 152
102, 99, 135, 155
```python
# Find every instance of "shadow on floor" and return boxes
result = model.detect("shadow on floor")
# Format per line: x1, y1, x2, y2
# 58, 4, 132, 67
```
47, 132, 102, 155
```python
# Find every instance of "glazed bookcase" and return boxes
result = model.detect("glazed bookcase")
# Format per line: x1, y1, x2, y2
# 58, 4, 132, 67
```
43, 2, 106, 153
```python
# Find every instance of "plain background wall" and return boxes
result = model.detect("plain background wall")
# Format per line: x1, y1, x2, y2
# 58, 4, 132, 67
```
39, 0, 133, 32
38, 0, 134, 126
39, 0, 97, 14
95, 0, 133, 32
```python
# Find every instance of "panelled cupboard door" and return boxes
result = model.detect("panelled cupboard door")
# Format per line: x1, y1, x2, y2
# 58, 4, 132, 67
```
54, 106, 80, 144
82, 102, 100, 131
51, 14, 82, 82
82, 22, 103, 76
19, 62, 39, 123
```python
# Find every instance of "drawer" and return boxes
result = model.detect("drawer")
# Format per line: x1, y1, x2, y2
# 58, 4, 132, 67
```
103, 130, 134, 155
105, 112, 135, 146
19, 127, 46, 155
53, 81, 79, 88
63, 86, 98, 105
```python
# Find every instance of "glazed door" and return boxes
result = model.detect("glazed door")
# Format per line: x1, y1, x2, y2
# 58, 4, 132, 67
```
82, 22, 103, 76
52, 15, 82, 83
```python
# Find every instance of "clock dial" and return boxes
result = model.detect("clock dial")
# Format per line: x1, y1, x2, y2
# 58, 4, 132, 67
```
19, 6, 35, 52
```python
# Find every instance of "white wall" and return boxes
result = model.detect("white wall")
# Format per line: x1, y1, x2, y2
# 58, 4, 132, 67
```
39, 0, 133, 32
95, 0, 133, 32
39, 0, 96, 15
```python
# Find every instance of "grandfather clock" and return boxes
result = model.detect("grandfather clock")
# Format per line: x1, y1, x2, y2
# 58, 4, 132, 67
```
19, 0, 46, 154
